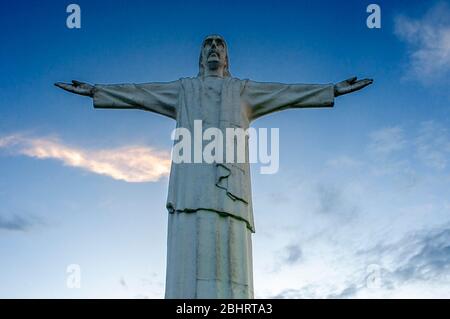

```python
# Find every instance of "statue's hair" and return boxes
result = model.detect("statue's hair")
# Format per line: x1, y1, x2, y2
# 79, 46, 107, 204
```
198, 34, 231, 77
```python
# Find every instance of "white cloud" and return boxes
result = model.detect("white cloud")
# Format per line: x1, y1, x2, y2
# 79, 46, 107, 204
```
415, 121, 450, 169
395, 2, 450, 82
0, 134, 171, 183
326, 155, 363, 169
0, 213, 39, 232
367, 126, 406, 156
265, 224, 450, 299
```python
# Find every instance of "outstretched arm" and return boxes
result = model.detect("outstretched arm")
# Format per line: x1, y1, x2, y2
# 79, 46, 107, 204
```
242, 76, 373, 121
55, 80, 180, 120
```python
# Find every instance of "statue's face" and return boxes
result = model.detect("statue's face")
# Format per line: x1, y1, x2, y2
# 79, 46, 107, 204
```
201, 35, 227, 71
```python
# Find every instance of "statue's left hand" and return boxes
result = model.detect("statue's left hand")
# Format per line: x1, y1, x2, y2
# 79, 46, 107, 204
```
334, 77, 373, 97
54, 80, 94, 97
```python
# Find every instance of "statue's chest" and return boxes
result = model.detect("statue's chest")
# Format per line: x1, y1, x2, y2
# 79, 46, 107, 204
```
179, 78, 249, 130
193, 85, 248, 129
203, 81, 223, 107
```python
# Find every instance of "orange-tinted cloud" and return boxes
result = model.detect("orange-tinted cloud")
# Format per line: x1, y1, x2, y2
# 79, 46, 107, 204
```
0, 135, 171, 182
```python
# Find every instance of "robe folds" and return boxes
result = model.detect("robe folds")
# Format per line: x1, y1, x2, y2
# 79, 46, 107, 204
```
93, 76, 334, 298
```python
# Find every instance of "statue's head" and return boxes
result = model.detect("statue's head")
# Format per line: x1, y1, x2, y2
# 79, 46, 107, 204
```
198, 34, 231, 77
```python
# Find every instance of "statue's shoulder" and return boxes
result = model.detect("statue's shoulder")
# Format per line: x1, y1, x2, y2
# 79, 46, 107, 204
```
229, 77, 245, 83
179, 76, 196, 82
177, 77, 197, 88
225, 77, 248, 87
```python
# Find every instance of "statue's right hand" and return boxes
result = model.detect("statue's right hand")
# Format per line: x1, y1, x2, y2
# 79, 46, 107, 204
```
54, 80, 94, 97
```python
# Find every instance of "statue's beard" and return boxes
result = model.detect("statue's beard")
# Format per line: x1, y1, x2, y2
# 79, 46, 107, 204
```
207, 60, 220, 70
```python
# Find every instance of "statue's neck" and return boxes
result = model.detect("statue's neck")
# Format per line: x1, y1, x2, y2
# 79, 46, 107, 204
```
204, 67, 225, 78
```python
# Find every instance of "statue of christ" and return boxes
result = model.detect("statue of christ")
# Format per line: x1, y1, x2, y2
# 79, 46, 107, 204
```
55, 35, 372, 298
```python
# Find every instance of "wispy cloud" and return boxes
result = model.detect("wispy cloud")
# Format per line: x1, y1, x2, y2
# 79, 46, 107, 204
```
272, 284, 360, 299
415, 121, 450, 170
316, 185, 345, 215
119, 276, 128, 289
0, 213, 39, 232
115, 274, 164, 298
326, 155, 362, 169
395, 2, 450, 83
365, 121, 450, 175
271, 225, 450, 299
259, 120, 450, 299
314, 184, 360, 221
361, 225, 450, 283
366, 126, 414, 179
283, 244, 303, 265
368, 127, 406, 156
348, 224, 450, 298
0, 134, 171, 183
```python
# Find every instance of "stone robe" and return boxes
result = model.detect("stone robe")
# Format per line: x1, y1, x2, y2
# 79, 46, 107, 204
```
93, 76, 334, 298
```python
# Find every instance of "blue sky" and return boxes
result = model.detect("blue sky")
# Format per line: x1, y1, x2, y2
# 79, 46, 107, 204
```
1, 0, 450, 298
